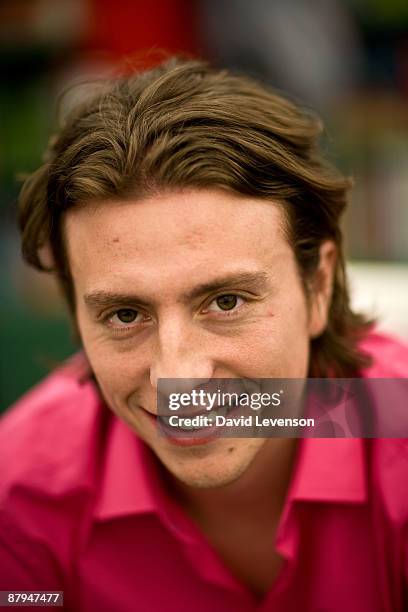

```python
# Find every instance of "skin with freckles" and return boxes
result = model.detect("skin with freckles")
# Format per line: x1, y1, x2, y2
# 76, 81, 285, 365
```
65, 188, 335, 491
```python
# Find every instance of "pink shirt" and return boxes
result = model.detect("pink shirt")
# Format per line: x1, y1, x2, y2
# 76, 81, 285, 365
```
1, 331, 408, 611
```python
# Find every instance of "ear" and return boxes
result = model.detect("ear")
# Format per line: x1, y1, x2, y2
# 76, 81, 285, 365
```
307, 241, 337, 338
38, 243, 55, 269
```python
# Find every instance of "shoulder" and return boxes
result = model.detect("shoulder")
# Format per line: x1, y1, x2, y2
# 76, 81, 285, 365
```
358, 329, 408, 377
368, 438, 408, 530
357, 332, 408, 523
0, 355, 111, 590
0, 353, 106, 502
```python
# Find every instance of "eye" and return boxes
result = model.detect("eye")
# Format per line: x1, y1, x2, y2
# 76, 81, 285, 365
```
207, 294, 244, 313
107, 308, 145, 327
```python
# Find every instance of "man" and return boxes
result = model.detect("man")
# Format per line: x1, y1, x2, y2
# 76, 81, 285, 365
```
1, 57, 408, 611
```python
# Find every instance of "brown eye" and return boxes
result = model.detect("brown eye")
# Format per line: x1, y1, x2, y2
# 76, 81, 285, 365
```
116, 309, 138, 323
215, 295, 238, 311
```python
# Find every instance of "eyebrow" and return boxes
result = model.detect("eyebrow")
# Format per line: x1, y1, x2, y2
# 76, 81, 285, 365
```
83, 271, 269, 309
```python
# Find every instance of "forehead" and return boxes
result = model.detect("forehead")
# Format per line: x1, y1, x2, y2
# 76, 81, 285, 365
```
64, 189, 293, 295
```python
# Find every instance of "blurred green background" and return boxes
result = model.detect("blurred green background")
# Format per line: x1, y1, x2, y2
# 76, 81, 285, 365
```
1, 0, 408, 411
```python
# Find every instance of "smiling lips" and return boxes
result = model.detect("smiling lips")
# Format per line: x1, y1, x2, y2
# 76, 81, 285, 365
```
141, 397, 247, 447
141, 408, 218, 445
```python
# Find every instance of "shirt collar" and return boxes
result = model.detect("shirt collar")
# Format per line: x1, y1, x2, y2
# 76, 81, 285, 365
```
93, 414, 367, 522
274, 437, 367, 562
93, 414, 158, 519
93, 414, 207, 546
288, 437, 367, 503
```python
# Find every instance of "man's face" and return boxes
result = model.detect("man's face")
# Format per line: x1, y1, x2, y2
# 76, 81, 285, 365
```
66, 189, 327, 488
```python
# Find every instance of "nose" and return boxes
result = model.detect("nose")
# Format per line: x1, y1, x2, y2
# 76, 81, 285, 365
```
149, 314, 215, 390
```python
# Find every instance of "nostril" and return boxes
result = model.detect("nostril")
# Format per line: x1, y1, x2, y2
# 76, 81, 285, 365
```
150, 359, 214, 390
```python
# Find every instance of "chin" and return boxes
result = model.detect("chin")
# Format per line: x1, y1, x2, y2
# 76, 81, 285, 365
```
168, 466, 248, 489
158, 439, 265, 489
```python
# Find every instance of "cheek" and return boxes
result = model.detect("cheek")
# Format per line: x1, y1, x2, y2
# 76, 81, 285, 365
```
239, 328, 309, 377
95, 360, 146, 416
240, 297, 310, 377
76, 310, 145, 404
80, 339, 147, 410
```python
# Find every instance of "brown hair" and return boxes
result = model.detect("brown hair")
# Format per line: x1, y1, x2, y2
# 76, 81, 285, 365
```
18, 57, 372, 377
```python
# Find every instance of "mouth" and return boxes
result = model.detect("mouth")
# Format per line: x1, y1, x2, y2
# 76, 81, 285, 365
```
141, 398, 245, 446
141, 409, 218, 446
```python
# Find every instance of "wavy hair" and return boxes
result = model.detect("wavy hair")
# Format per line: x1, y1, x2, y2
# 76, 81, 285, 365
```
18, 57, 372, 377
